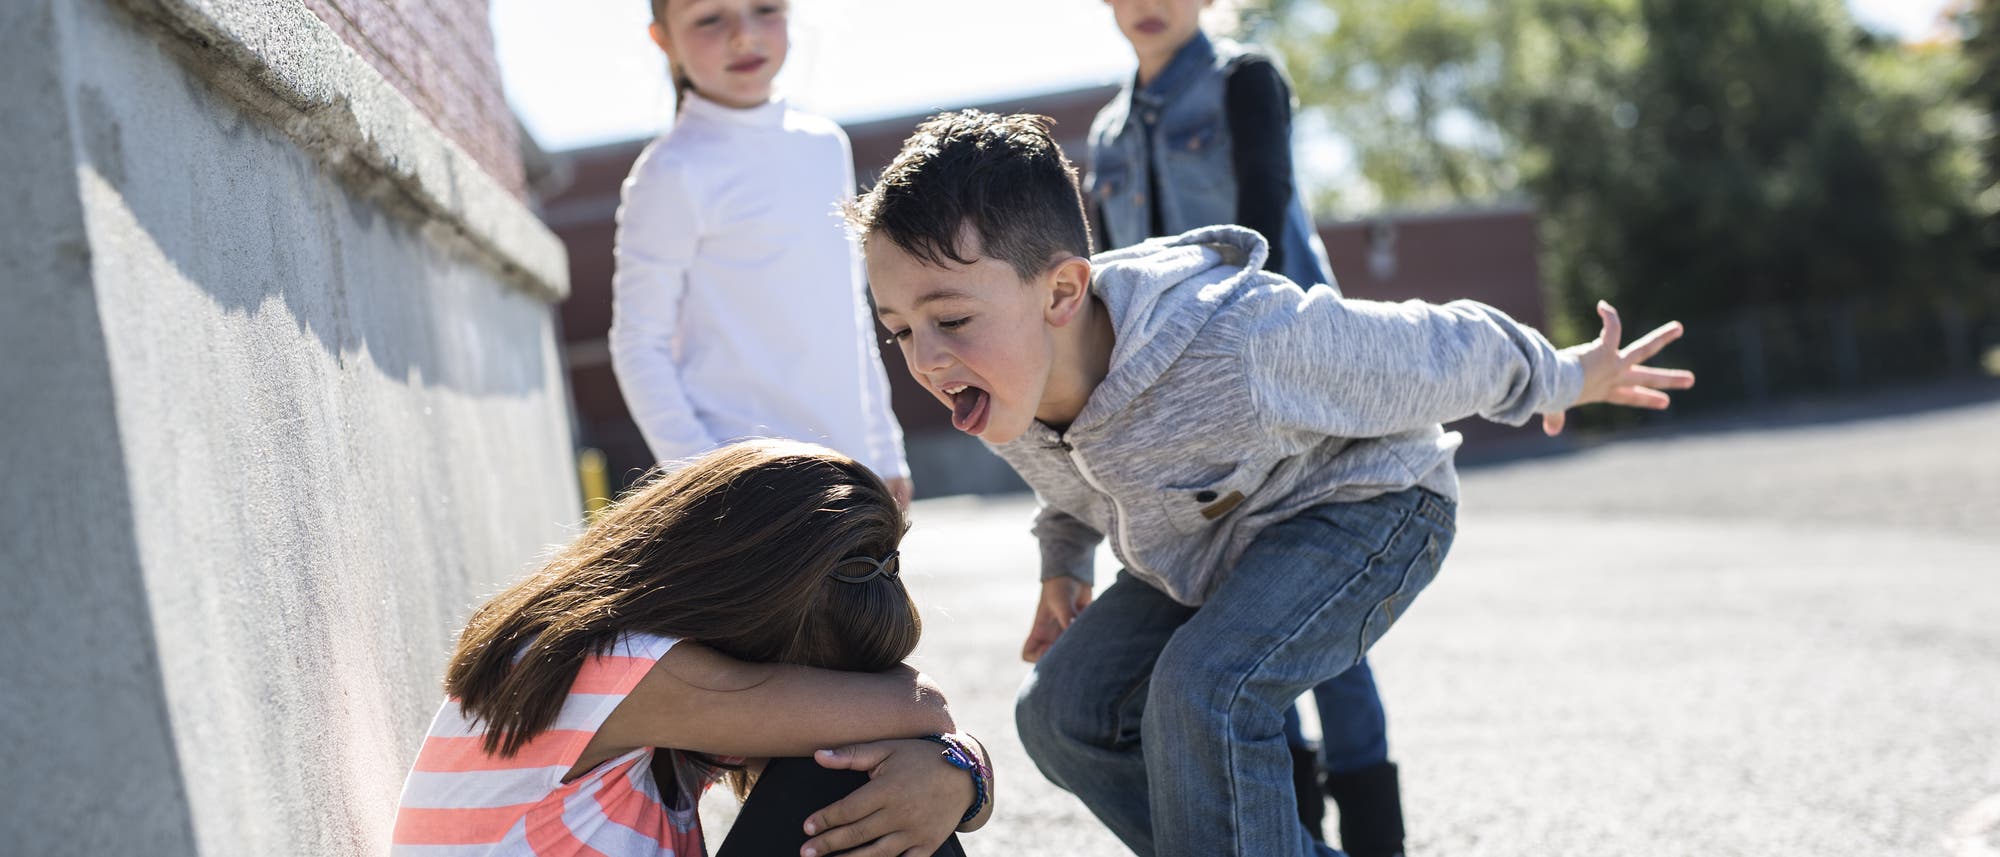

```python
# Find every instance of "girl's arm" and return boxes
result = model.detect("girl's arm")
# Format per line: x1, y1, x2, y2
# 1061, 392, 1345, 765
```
590, 642, 954, 760
608, 151, 721, 461
1225, 53, 1299, 277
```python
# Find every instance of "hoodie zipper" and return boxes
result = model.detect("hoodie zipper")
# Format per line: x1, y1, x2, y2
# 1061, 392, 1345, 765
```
1057, 437, 1155, 581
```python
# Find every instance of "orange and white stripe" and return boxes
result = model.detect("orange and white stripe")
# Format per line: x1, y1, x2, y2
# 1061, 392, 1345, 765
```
391, 633, 705, 856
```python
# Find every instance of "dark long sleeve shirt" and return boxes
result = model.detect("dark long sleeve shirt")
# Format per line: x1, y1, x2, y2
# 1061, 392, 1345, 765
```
1223, 55, 1297, 276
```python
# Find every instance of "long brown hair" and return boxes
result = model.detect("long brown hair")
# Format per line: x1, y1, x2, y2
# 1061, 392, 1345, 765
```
445, 439, 919, 757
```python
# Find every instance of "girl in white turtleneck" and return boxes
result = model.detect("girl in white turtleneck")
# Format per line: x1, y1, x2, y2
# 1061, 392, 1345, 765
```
611, 0, 912, 505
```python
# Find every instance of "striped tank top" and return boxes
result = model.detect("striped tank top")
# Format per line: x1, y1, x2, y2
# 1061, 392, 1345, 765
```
391, 633, 709, 856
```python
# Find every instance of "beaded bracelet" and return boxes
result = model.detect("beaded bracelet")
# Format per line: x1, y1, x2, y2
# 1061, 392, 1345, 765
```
920, 733, 990, 825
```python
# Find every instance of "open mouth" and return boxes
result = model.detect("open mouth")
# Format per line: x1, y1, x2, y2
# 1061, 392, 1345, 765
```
943, 384, 992, 435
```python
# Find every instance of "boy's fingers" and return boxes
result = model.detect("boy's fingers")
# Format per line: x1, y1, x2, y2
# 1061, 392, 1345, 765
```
1597, 301, 1622, 347
1607, 386, 1671, 409
1619, 321, 1684, 363
1029, 633, 1058, 661
1628, 365, 1696, 389
1021, 630, 1052, 663
1541, 410, 1566, 436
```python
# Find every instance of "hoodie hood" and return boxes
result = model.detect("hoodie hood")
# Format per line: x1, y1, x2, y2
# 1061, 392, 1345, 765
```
1071, 225, 1272, 430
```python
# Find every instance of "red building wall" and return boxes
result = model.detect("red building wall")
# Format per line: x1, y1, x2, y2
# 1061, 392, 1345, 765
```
1320, 206, 1544, 326
300, 0, 526, 197
1318, 206, 1550, 453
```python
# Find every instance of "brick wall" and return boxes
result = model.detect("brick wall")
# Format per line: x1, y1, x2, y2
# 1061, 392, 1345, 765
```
301, 0, 526, 198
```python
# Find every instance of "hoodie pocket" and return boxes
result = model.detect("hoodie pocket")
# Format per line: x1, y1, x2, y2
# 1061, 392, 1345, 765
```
1158, 463, 1267, 536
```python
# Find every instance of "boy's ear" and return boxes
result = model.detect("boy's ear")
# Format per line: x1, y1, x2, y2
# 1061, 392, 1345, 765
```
1043, 256, 1094, 328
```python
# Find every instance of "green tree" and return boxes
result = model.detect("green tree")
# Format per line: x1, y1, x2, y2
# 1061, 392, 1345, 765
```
1965, 0, 2000, 267
1255, 0, 1517, 212
1259, 0, 1987, 377
1513, 0, 1982, 322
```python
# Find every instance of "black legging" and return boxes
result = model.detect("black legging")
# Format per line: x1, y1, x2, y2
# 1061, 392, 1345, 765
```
714, 757, 969, 856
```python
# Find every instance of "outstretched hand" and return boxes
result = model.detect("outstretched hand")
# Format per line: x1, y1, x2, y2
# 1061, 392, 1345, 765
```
1542, 301, 1696, 436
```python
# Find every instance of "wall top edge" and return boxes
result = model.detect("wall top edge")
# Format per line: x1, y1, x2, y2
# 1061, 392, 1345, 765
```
124, 0, 570, 302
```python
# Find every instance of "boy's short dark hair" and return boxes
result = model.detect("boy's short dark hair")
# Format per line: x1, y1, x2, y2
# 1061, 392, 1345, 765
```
849, 110, 1093, 281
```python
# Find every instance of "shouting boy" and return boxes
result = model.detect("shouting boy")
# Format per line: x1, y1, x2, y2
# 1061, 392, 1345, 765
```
851, 110, 1692, 857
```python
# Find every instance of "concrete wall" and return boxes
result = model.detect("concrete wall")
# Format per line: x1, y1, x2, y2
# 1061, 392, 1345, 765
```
0, 1, 576, 855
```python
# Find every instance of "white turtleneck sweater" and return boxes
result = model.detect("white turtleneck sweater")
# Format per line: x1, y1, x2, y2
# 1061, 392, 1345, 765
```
609, 92, 907, 479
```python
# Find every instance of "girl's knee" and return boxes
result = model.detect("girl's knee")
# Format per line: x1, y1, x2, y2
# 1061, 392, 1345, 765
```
715, 758, 868, 856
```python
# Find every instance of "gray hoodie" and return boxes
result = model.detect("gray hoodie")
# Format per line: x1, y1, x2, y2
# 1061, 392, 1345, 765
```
989, 225, 1584, 606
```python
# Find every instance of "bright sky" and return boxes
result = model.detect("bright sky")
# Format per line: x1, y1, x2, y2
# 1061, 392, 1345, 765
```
491, 1, 1133, 152
492, 0, 1958, 153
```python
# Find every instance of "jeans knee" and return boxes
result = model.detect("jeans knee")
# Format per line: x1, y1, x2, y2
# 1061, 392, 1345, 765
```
1147, 647, 1287, 743
1013, 668, 1073, 755
1143, 651, 1221, 732
1015, 662, 1128, 761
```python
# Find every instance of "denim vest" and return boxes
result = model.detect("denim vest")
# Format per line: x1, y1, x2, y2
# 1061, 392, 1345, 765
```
1086, 32, 1335, 291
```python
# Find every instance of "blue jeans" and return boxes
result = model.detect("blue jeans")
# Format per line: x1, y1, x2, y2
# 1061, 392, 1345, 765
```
1283, 657, 1390, 773
1016, 488, 1455, 857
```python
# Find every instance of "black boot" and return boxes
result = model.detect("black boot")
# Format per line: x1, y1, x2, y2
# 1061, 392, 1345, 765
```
1324, 760, 1405, 857
1290, 744, 1328, 842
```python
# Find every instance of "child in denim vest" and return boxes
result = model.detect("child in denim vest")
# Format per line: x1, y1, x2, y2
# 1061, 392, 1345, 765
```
1087, 1, 1383, 850
852, 110, 1692, 857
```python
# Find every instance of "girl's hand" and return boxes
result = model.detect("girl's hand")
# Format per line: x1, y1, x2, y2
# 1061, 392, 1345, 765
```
800, 740, 972, 857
